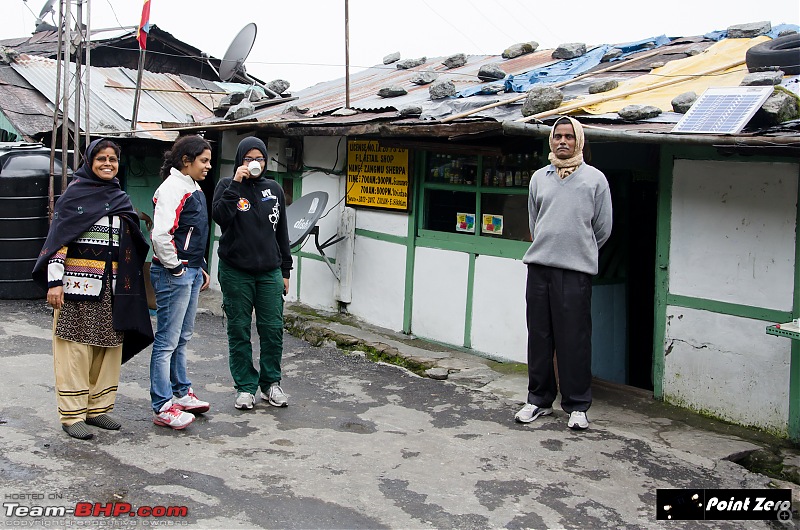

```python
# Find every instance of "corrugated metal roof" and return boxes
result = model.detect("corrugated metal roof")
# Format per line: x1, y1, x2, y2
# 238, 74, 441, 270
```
210, 31, 799, 141
243, 49, 558, 120
0, 64, 55, 139
234, 41, 701, 125
10, 54, 219, 140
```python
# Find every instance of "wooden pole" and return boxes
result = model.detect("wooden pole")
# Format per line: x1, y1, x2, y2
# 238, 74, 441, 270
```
131, 48, 146, 135
517, 58, 745, 122
109, 85, 228, 95
440, 49, 663, 124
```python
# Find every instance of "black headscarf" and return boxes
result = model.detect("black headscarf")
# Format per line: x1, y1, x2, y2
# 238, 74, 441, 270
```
233, 136, 268, 179
32, 138, 154, 362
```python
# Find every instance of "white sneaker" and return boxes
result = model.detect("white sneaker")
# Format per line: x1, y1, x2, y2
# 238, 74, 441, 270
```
153, 402, 194, 430
172, 388, 209, 414
514, 403, 553, 423
261, 382, 288, 408
568, 411, 589, 430
234, 392, 255, 410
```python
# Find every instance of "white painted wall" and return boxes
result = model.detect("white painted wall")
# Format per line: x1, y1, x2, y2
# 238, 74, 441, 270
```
298, 257, 338, 311
663, 306, 791, 435
670, 159, 798, 311
412, 247, 470, 346
470, 255, 527, 362
665, 158, 799, 435
303, 136, 346, 173
347, 237, 407, 331
355, 209, 409, 238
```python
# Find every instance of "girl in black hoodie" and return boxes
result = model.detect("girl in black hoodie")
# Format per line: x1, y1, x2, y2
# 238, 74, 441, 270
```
212, 137, 292, 411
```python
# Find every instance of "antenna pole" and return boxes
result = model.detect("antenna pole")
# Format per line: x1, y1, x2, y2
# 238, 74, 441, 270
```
61, 0, 72, 193
83, 0, 91, 148
344, 0, 350, 108
73, 0, 83, 169
48, 0, 66, 222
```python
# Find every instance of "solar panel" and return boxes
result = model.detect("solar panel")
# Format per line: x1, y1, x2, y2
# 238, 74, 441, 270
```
671, 86, 774, 134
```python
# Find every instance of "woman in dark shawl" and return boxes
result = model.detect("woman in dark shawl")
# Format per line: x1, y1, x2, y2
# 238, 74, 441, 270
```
32, 138, 153, 440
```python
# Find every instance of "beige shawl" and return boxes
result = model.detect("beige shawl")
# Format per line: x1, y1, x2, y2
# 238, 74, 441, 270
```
547, 116, 585, 179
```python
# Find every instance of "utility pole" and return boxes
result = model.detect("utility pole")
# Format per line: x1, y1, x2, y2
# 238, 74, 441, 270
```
345, 0, 350, 109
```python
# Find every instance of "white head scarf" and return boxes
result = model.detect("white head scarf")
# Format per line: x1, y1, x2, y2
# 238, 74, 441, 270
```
547, 116, 585, 179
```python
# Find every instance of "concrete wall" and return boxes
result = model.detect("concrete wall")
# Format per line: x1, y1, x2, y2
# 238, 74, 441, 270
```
664, 306, 790, 433
670, 159, 797, 311
664, 158, 798, 434
470, 255, 527, 363
348, 237, 407, 331
411, 247, 470, 347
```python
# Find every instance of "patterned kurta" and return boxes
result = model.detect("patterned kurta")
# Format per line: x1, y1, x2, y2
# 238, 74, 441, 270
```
50, 216, 123, 347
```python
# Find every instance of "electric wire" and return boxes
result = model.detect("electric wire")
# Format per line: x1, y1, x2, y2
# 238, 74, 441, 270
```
103, 0, 125, 30
419, 0, 487, 54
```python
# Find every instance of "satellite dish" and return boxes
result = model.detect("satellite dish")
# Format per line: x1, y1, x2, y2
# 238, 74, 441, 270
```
219, 23, 257, 82
286, 191, 328, 247
285, 191, 345, 279
213, 23, 280, 98
34, 0, 57, 32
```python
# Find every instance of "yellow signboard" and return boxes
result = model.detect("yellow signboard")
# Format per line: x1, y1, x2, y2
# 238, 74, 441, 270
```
346, 140, 410, 211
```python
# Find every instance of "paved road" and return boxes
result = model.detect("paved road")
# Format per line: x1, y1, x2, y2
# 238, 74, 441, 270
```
0, 299, 783, 529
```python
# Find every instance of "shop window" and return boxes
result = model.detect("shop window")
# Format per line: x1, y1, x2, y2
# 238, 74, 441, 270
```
421, 150, 541, 242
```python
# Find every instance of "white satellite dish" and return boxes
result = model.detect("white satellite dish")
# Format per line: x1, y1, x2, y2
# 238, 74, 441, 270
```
210, 23, 279, 99
34, 0, 57, 32
285, 191, 345, 279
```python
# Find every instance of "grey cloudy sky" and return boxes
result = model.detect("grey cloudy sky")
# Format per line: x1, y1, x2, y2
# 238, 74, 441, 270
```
2, 0, 799, 91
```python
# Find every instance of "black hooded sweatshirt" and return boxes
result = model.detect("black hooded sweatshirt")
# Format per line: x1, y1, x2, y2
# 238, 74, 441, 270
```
211, 137, 292, 278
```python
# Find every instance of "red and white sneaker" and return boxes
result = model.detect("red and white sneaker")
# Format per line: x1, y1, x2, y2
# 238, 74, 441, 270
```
172, 388, 210, 414
153, 402, 194, 430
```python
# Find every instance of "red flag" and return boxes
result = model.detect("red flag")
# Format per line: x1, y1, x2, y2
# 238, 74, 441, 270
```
137, 0, 151, 50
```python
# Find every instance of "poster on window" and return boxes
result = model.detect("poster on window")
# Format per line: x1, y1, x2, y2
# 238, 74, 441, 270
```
456, 213, 475, 233
481, 214, 503, 235
346, 140, 410, 212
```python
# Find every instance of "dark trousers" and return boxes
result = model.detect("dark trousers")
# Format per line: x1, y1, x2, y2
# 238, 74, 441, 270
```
219, 260, 284, 395
525, 264, 593, 413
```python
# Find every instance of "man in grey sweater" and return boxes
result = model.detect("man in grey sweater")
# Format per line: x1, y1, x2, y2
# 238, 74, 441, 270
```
515, 116, 612, 430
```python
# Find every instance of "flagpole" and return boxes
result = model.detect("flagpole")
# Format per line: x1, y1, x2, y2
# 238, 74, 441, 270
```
131, 0, 150, 136
131, 48, 145, 136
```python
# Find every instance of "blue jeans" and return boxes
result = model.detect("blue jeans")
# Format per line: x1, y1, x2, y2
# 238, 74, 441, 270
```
149, 263, 203, 413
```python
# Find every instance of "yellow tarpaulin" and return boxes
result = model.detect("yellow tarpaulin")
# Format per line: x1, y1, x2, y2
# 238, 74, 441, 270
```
579, 37, 770, 115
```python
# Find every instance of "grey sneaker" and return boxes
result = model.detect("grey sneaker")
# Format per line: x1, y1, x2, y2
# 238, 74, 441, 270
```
261, 382, 288, 407
568, 411, 589, 430
234, 392, 255, 410
514, 403, 553, 423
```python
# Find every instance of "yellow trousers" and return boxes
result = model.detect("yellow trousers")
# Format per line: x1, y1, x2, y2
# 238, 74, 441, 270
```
52, 325, 122, 426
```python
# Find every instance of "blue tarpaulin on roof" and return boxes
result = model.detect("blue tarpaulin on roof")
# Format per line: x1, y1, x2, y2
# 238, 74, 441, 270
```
457, 35, 671, 97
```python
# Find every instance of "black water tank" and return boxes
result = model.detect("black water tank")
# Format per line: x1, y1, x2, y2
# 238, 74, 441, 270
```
0, 144, 71, 299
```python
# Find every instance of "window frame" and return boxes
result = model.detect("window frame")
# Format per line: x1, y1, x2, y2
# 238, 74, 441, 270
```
415, 150, 534, 259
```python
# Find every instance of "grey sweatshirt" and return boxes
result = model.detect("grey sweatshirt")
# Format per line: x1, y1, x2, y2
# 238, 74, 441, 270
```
522, 163, 612, 275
